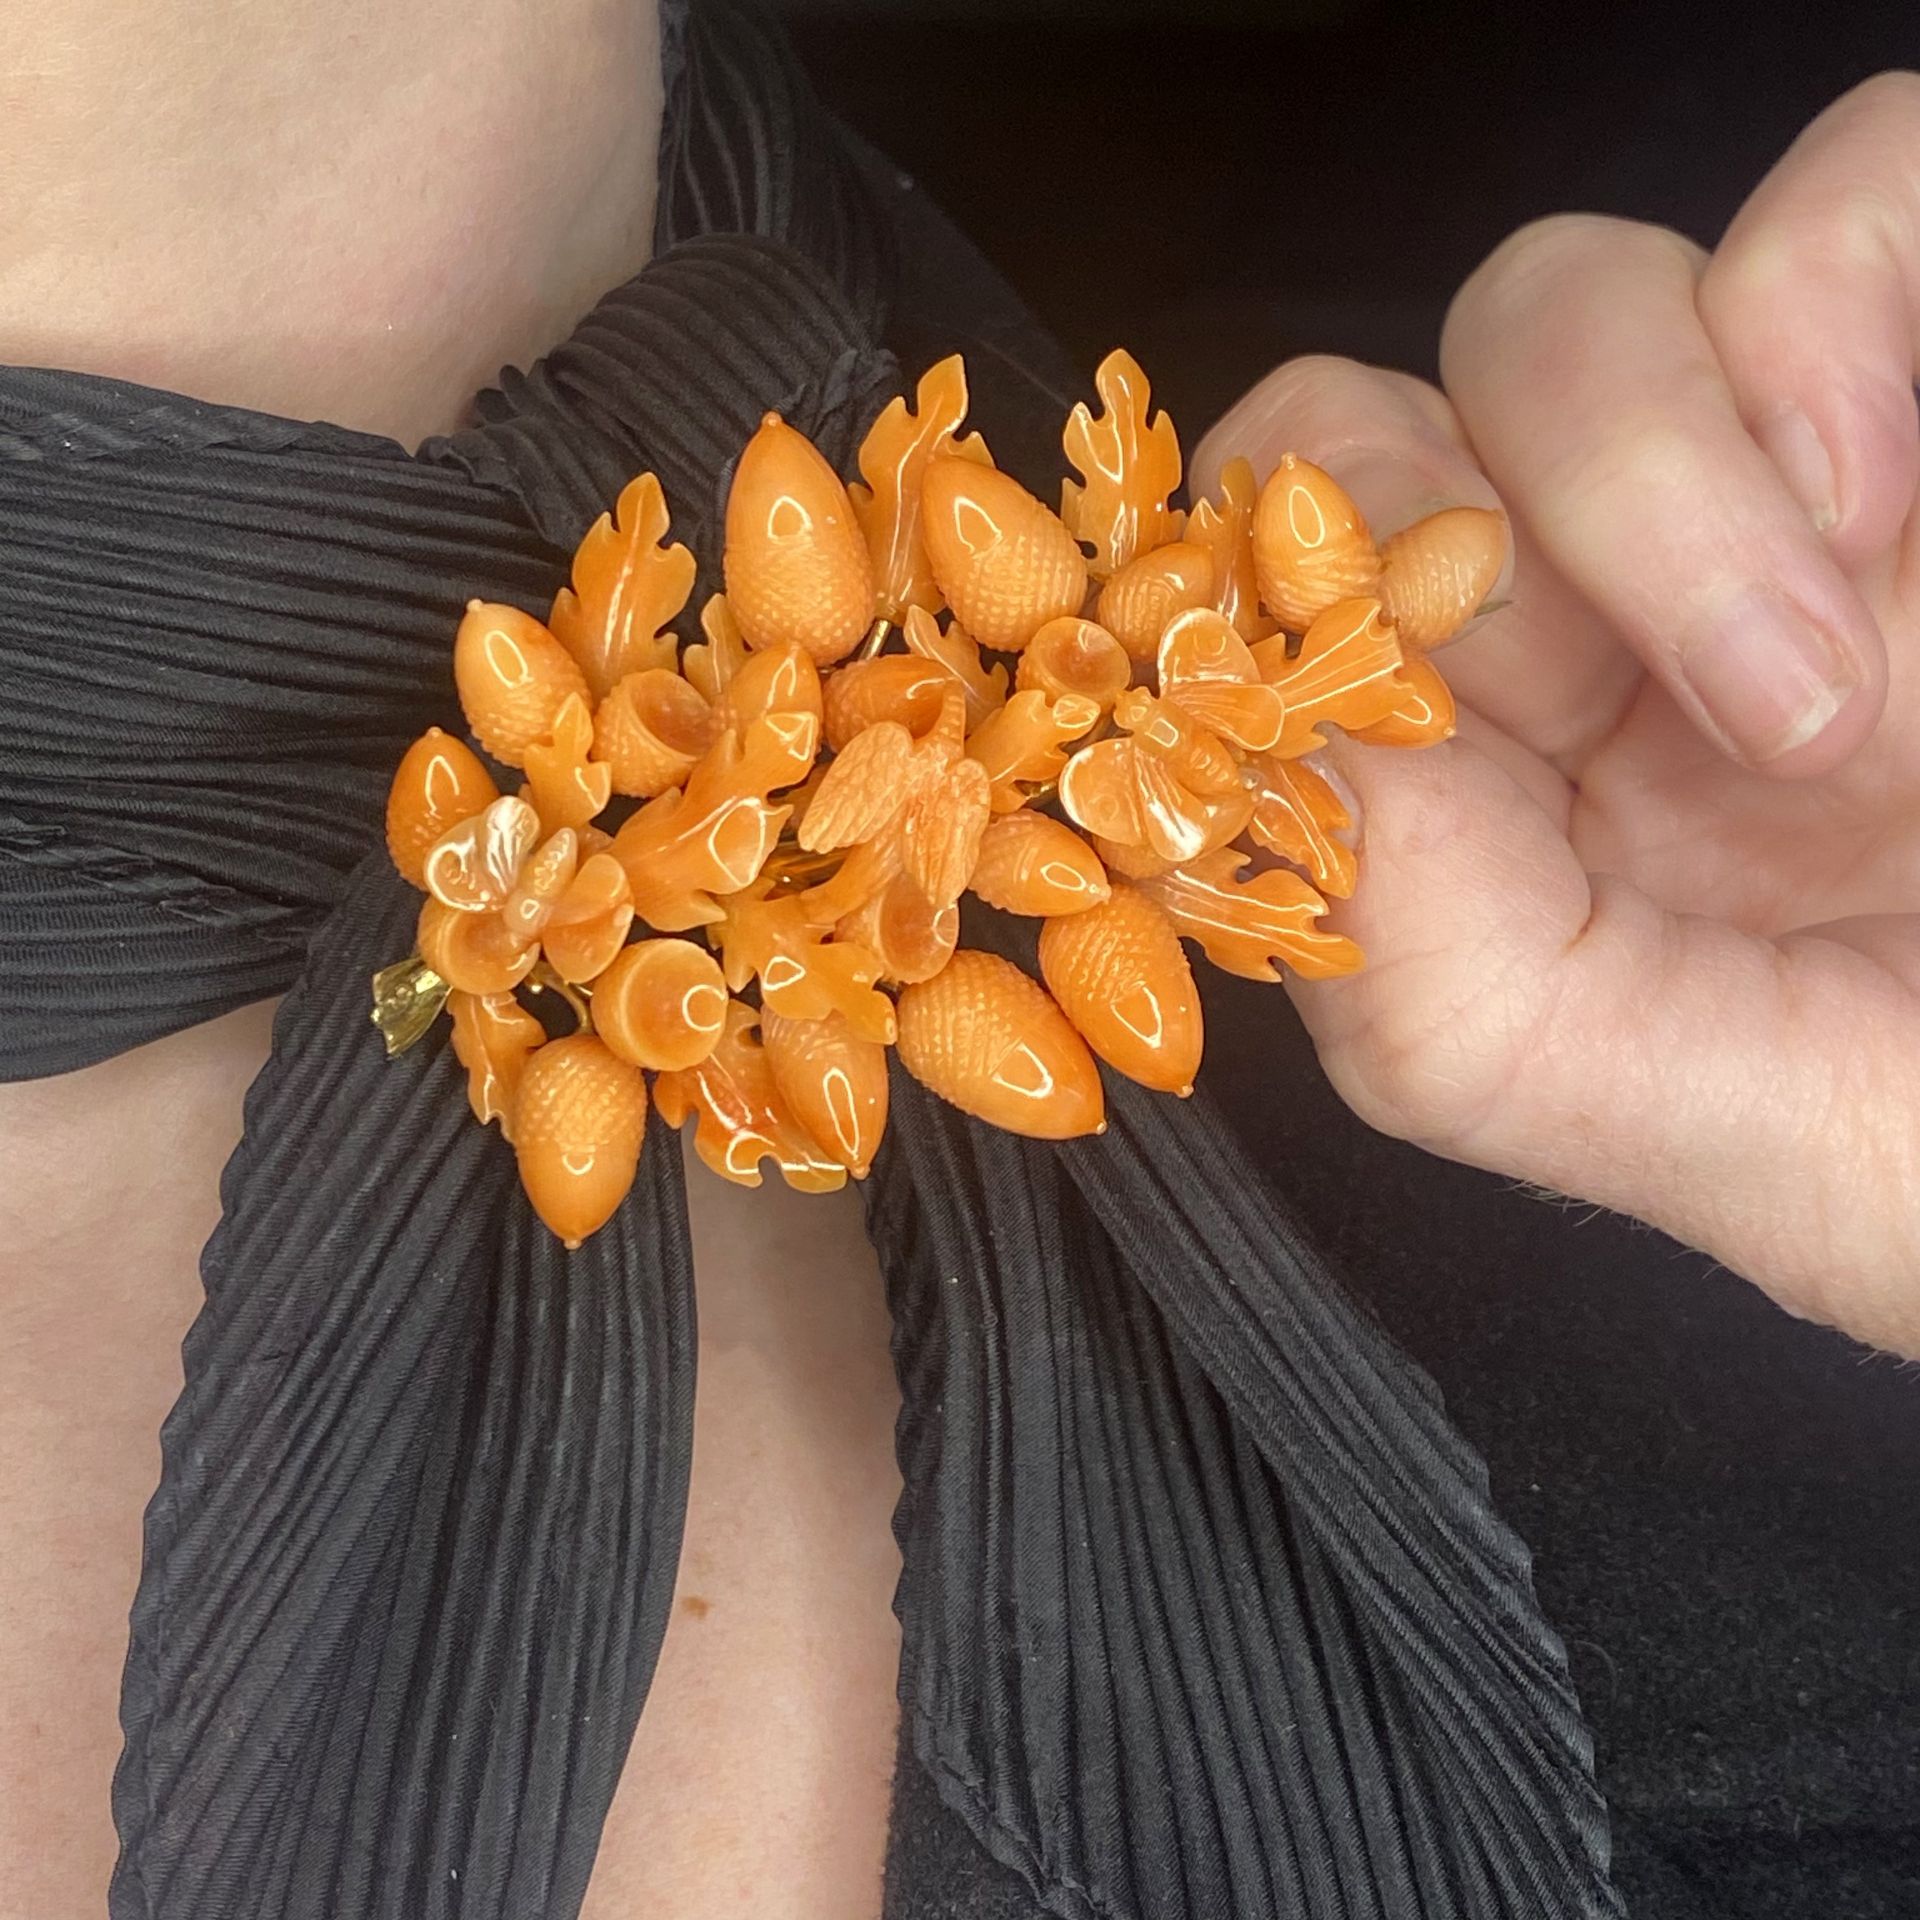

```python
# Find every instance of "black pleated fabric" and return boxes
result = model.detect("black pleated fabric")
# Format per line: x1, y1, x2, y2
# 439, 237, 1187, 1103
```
0, 3, 1625, 1917
112, 857, 696, 1919
874, 1054, 1618, 1920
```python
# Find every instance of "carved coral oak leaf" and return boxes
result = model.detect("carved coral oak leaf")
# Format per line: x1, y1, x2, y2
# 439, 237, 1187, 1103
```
549, 471, 696, 700
1137, 848, 1363, 982
850, 354, 994, 623
1060, 347, 1184, 578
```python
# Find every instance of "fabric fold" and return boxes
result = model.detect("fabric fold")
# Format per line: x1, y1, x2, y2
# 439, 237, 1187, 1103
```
869, 1047, 1619, 1920
111, 856, 697, 1919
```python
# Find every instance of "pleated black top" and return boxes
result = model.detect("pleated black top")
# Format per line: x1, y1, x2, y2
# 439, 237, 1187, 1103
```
2, 4, 1916, 1918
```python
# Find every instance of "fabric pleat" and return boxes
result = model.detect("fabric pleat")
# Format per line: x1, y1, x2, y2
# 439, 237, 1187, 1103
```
0, 234, 895, 1082
110, 856, 696, 1919
872, 1049, 1619, 1920
0, 3, 1627, 1917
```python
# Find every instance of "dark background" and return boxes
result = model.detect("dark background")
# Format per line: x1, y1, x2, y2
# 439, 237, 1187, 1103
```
783, 0, 1918, 439
778, 9, 1920, 1916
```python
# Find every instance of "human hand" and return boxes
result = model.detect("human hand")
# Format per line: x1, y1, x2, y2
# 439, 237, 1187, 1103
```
1197, 74, 1920, 1352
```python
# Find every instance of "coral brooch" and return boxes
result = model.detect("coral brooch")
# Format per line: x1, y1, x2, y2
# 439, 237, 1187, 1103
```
374, 351, 1506, 1244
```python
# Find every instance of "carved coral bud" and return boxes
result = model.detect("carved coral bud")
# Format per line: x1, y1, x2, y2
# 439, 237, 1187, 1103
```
899, 606, 1009, 728
1060, 348, 1183, 577
448, 989, 546, 1134
548, 472, 694, 698
387, 728, 499, 888
1137, 849, 1363, 982
920, 456, 1088, 653
964, 690, 1101, 811
593, 668, 715, 798
836, 875, 958, 985
1039, 885, 1202, 1096
762, 1007, 890, 1177
424, 794, 542, 912
849, 353, 993, 621
540, 853, 634, 983
595, 937, 728, 1071
1016, 617, 1132, 714
454, 601, 592, 767
1252, 456, 1380, 633
1377, 506, 1507, 650
823, 654, 948, 750
1095, 541, 1215, 662
655, 1000, 849, 1192
1251, 598, 1407, 755
895, 950, 1105, 1139
724, 412, 874, 665
512, 1034, 649, 1248
968, 811, 1110, 916
1248, 754, 1358, 899
1186, 455, 1275, 641
1351, 651, 1457, 748
417, 897, 538, 996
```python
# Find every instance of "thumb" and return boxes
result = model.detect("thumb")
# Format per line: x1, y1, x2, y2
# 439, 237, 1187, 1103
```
1291, 729, 1920, 1352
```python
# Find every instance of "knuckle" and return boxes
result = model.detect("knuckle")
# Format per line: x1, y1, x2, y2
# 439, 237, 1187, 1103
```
1248, 352, 1405, 432
1449, 215, 1701, 346
1200, 353, 1442, 478
1323, 965, 1538, 1155
1533, 404, 1716, 530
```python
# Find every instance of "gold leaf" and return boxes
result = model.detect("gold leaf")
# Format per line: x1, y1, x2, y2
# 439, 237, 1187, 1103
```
370, 954, 452, 1056
1059, 348, 1183, 578
549, 472, 696, 699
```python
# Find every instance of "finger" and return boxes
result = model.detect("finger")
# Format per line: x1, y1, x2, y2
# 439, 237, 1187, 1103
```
1192, 354, 1641, 765
1295, 733, 1920, 1350
1442, 215, 1889, 774
1699, 72, 1920, 568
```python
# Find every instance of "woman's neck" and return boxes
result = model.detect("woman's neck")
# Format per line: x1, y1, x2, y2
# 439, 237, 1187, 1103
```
0, 0, 663, 446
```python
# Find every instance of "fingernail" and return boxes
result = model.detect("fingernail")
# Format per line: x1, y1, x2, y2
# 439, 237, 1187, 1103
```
1756, 406, 1838, 534
1680, 587, 1857, 762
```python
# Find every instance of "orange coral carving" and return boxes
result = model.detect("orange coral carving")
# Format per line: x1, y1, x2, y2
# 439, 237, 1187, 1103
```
850, 354, 993, 622
1060, 348, 1183, 577
548, 472, 695, 699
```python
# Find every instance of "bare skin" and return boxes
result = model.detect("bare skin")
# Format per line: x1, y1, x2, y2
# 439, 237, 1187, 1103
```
0, 4, 902, 1916
1199, 74, 1920, 1356
6, 3, 1916, 1912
